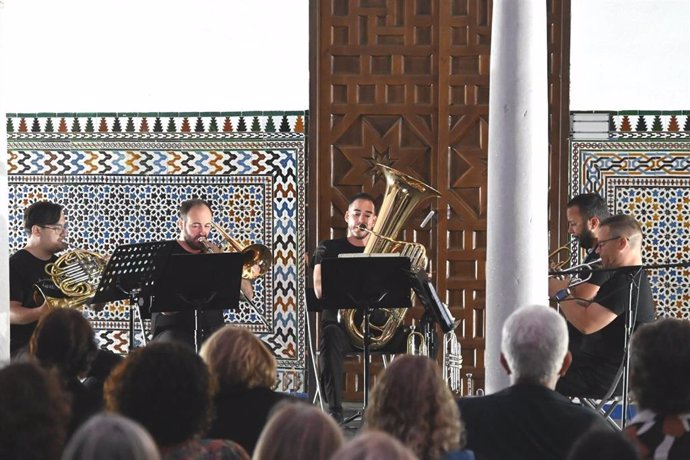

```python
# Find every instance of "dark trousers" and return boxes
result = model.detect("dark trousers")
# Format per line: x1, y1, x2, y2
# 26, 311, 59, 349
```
556, 353, 621, 398
319, 321, 351, 413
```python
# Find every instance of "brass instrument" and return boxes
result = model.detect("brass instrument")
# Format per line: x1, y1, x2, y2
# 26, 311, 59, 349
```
549, 242, 572, 271
406, 320, 428, 356
556, 258, 602, 288
36, 248, 108, 310
199, 222, 272, 280
443, 330, 463, 394
341, 164, 441, 350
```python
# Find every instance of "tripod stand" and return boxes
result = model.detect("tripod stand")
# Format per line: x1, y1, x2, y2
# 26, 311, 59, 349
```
321, 255, 413, 424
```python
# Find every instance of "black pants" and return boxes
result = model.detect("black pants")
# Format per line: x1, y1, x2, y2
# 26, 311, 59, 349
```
318, 317, 407, 413
556, 353, 621, 399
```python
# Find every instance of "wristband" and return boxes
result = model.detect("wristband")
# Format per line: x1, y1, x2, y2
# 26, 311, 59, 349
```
553, 288, 571, 301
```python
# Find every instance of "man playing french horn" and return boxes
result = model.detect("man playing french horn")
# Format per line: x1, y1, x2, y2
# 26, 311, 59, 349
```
150, 199, 255, 349
9, 201, 68, 359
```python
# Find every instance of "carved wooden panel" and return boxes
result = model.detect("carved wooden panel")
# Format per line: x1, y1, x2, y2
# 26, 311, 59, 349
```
310, 0, 494, 399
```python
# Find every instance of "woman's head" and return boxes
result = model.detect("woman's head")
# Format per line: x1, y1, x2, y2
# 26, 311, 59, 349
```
254, 402, 344, 460
104, 342, 213, 448
365, 355, 462, 460
29, 308, 97, 380
200, 325, 276, 389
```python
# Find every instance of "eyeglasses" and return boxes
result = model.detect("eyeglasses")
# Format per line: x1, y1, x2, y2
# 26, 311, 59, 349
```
595, 236, 622, 250
39, 224, 67, 233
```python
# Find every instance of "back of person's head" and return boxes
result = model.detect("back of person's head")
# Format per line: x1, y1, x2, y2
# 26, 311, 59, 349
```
566, 429, 640, 460
254, 402, 344, 460
365, 355, 461, 460
331, 430, 417, 460
0, 362, 70, 460
24, 200, 63, 233
199, 325, 276, 389
104, 342, 213, 448
630, 318, 690, 413
62, 412, 160, 460
30, 308, 97, 380
567, 193, 609, 220
501, 305, 568, 386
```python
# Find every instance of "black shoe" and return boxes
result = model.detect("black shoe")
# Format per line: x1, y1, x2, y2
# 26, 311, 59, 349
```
329, 409, 344, 424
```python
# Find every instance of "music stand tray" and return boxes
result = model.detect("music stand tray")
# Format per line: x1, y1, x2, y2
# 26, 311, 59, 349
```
92, 240, 175, 351
321, 254, 413, 422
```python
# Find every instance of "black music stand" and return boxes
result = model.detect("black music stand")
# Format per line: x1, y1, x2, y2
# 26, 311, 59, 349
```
92, 241, 174, 351
149, 251, 244, 351
321, 254, 413, 424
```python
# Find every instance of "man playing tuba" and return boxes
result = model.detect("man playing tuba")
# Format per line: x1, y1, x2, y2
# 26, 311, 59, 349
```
9, 201, 69, 359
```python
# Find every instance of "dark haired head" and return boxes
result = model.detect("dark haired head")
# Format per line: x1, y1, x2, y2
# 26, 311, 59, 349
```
104, 342, 214, 448
23, 201, 63, 234
0, 362, 70, 460
599, 214, 643, 241
179, 199, 212, 220
348, 193, 376, 210
630, 318, 690, 413
566, 193, 609, 221
29, 308, 98, 381
566, 429, 639, 460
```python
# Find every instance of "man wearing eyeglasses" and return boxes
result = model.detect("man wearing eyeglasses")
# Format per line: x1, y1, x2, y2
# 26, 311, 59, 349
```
9, 201, 69, 359
555, 214, 655, 398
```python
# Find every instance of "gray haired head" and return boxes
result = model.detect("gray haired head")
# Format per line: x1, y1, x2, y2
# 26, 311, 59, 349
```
501, 305, 569, 386
62, 412, 160, 460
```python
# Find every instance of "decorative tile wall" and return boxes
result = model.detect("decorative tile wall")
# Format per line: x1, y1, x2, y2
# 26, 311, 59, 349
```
571, 111, 690, 319
7, 111, 308, 392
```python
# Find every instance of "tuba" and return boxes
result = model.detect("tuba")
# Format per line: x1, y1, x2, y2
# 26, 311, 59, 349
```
35, 248, 108, 310
341, 164, 441, 350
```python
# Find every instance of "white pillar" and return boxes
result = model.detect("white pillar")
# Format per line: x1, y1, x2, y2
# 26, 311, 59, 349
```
485, 0, 549, 392
0, 0, 9, 363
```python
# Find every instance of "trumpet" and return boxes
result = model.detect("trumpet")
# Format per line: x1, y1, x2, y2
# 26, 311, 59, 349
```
551, 258, 602, 288
406, 320, 428, 356
549, 242, 572, 271
198, 222, 272, 280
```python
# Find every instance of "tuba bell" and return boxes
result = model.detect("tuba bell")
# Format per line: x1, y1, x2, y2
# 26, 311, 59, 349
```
35, 248, 108, 310
340, 164, 441, 350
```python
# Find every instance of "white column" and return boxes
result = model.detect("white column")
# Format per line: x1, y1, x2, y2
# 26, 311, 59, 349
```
485, 0, 549, 392
0, 0, 9, 363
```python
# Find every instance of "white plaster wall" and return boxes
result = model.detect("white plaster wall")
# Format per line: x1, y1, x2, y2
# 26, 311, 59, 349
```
571, 0, 690, 110
2, 0, 309, 112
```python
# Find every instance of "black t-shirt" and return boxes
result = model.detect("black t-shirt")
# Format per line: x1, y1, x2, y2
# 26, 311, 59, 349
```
9, 249, 58, 354
151, 242, 225, 337
312, 237, 365, 322
578, 267, 655, 366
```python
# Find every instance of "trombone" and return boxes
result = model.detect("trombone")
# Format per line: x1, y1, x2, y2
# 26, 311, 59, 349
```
198, 222, 272, 280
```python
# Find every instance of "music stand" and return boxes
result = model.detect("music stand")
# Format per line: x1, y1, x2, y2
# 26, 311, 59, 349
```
92, 241, 174, 351
321, 254, 413, 424
149, 252, 244, 351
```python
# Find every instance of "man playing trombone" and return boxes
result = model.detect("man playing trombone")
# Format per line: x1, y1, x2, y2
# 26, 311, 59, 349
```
150, 199, 255, 349
9, 201, 68, 359
548, 193, 612, 352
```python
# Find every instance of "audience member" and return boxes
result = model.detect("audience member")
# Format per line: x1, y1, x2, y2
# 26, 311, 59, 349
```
457, 305, 608, 460
567, 429, 640, 460
624, 318, 690, 460
200, 325, 293, 455
29, 308, 102, 434
62, 412, 161, 460
331, 430, 417, 460
104, 342, 248, 460
365, 355, 467, 460
0, 362, 70, 460
253, 402, 344, 460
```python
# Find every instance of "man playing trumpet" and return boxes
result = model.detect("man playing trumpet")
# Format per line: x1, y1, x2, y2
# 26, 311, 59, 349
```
9, 201, 68, 359
548, 193, 612, 352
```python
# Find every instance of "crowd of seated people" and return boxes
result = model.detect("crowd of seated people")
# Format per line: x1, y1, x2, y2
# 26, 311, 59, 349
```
5, 302, 690, 460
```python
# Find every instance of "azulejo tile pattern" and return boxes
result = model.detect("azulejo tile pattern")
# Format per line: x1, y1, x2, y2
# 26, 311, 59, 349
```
571, 132, 690, 319
7, 111, 307, 392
